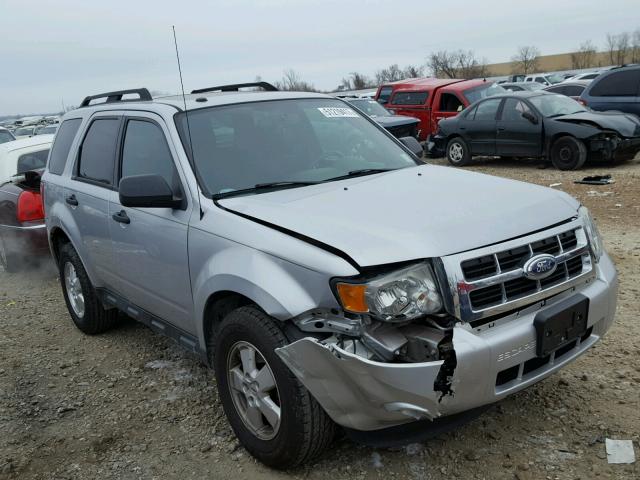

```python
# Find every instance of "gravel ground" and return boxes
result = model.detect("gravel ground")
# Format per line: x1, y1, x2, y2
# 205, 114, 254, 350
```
1, 156, 639, 480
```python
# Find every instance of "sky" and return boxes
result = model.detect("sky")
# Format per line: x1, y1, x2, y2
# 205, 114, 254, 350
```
1, 0, 638, 115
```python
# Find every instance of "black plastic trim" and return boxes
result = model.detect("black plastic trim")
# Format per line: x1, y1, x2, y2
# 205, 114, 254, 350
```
80, 88, 152, 107
97, 288, 205, 361
191, 82, 278, 94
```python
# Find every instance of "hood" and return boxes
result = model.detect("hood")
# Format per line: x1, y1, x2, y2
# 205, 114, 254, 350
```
374, 115, 420, 128
554, 111, 640, 137
219, 165, 579, 268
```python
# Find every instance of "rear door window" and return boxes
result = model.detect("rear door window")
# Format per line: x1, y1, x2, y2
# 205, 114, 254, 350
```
77, 118, 120, 186
48, 118, 82, 175
377, 86, 394, 105
590, 70, 640, 97
17, 149, 50, 174
391, 91, 428, 105
472, 99, 502, 121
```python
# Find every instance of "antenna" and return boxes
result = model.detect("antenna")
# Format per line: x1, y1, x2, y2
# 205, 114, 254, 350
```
172, 25, 203, 219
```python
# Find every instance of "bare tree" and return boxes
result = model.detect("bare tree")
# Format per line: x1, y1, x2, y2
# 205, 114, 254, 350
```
349, 72, 372, 89
631, 28, 640, 63
427, 51, 459, 78
374, 64, 404, 84
615, 32, 630, 64
570, 41, 597, 69
274, 69, 316, 92
511, 46, 540, 74
428, 50, 488, 79
402, 64, 424, 78
605, 33, 618, 64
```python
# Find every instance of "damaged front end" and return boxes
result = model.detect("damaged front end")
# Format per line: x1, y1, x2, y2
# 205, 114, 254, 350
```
275, 260, 465, 431
587, 131, 640, 162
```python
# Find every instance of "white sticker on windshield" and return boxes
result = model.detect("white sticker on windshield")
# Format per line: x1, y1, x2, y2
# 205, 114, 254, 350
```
318, 107, 359, 118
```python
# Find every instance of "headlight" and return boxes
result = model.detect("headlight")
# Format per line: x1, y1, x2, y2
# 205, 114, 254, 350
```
578, 206, 603, 262
335, 263, 443, 321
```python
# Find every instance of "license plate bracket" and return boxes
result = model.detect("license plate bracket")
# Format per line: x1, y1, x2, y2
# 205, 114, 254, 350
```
533, 295, 589, 357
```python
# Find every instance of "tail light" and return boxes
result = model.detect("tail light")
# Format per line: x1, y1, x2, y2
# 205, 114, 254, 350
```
17, 191, 44, 223
578, 98, 587, 106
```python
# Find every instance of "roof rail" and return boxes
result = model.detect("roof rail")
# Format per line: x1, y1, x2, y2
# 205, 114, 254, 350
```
191, 82, 278, 94
80, 88, 153, 107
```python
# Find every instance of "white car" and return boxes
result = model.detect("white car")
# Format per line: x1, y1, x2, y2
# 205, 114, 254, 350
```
524, 73, 565, 86
12, 126, 37, 140
0, 135, 53, 184
0, 127, 16, 144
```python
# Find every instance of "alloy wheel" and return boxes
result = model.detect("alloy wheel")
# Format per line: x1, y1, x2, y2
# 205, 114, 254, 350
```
449, 142, 464, 162
64, 261, 85, 318
226, 341, 281, 440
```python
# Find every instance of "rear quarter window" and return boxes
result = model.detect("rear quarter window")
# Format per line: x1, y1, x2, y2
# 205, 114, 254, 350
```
390, 91, 428, 105
48, 118, 82, 175
590, 70, 640, 97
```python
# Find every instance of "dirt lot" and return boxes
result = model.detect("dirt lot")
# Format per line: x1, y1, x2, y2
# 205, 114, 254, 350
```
1, 156, 639, 480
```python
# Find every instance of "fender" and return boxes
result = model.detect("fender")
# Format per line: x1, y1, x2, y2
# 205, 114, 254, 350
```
190, 233, 345, 353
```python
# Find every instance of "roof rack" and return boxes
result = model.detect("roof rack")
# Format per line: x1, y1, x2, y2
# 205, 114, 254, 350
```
80, 88, 153, 107
191, 82, 278, 94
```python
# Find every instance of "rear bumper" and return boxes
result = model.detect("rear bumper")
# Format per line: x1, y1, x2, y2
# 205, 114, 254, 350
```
0, 222, 49, 256
276, 253, 618, 431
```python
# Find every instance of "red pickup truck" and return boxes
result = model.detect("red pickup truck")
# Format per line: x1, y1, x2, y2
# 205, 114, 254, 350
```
375, 78, 505, 142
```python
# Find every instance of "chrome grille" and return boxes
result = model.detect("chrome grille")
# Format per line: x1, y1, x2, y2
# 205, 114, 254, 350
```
440, 220, 595, 322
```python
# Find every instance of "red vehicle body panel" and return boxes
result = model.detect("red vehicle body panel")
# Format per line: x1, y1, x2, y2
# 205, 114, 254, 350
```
375, 78, 491, 141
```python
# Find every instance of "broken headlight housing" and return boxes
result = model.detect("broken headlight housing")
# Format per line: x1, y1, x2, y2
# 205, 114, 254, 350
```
335, 262, 443, 322
579, 206, 603, 262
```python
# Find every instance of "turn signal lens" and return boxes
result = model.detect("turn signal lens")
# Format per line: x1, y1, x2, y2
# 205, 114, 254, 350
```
336, 283, 369, 313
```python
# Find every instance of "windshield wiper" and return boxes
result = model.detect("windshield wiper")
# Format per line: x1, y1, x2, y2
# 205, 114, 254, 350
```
323, 168, 396, 182
213, 181, 320, 199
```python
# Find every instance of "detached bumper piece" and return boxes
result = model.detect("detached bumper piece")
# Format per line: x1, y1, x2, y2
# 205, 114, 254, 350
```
426, 133, 447, 158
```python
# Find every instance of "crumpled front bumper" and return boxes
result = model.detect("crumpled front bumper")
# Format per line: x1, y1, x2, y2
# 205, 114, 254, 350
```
425, 133, 447, 158
275, 253, 618, 432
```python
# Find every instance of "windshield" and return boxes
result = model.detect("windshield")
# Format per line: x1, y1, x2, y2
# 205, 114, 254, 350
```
38, 126, 57, 134
463, 83, 506, 104
14, 128, 33, 136
529, 94, 587, 117
546, 73, 565, 84
348, 99, 391, 117
175, 99, 418, 197
0, 130, 15, 144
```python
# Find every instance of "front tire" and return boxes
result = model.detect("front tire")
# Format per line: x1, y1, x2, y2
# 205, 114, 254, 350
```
213, 306, 335, 469
550, 136, 587, 170
446, 137, 471, 166
58, 243, 118, 334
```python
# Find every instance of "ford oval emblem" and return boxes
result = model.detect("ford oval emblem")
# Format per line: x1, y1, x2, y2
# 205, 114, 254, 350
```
523, 254, 558, 280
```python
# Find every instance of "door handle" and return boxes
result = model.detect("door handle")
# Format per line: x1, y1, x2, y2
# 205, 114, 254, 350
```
497, 127, 506, 131
112, 210, 130, 224
459, 126, 466, 130
65, 194, 78, 206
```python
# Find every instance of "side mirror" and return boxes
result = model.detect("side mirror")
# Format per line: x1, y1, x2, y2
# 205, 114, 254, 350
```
522, 111, 538, 124
399, 136, 424, 157
119, 174, 183, 209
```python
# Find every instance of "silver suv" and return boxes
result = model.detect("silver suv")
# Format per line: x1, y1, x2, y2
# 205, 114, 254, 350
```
42, 84, 618, 468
